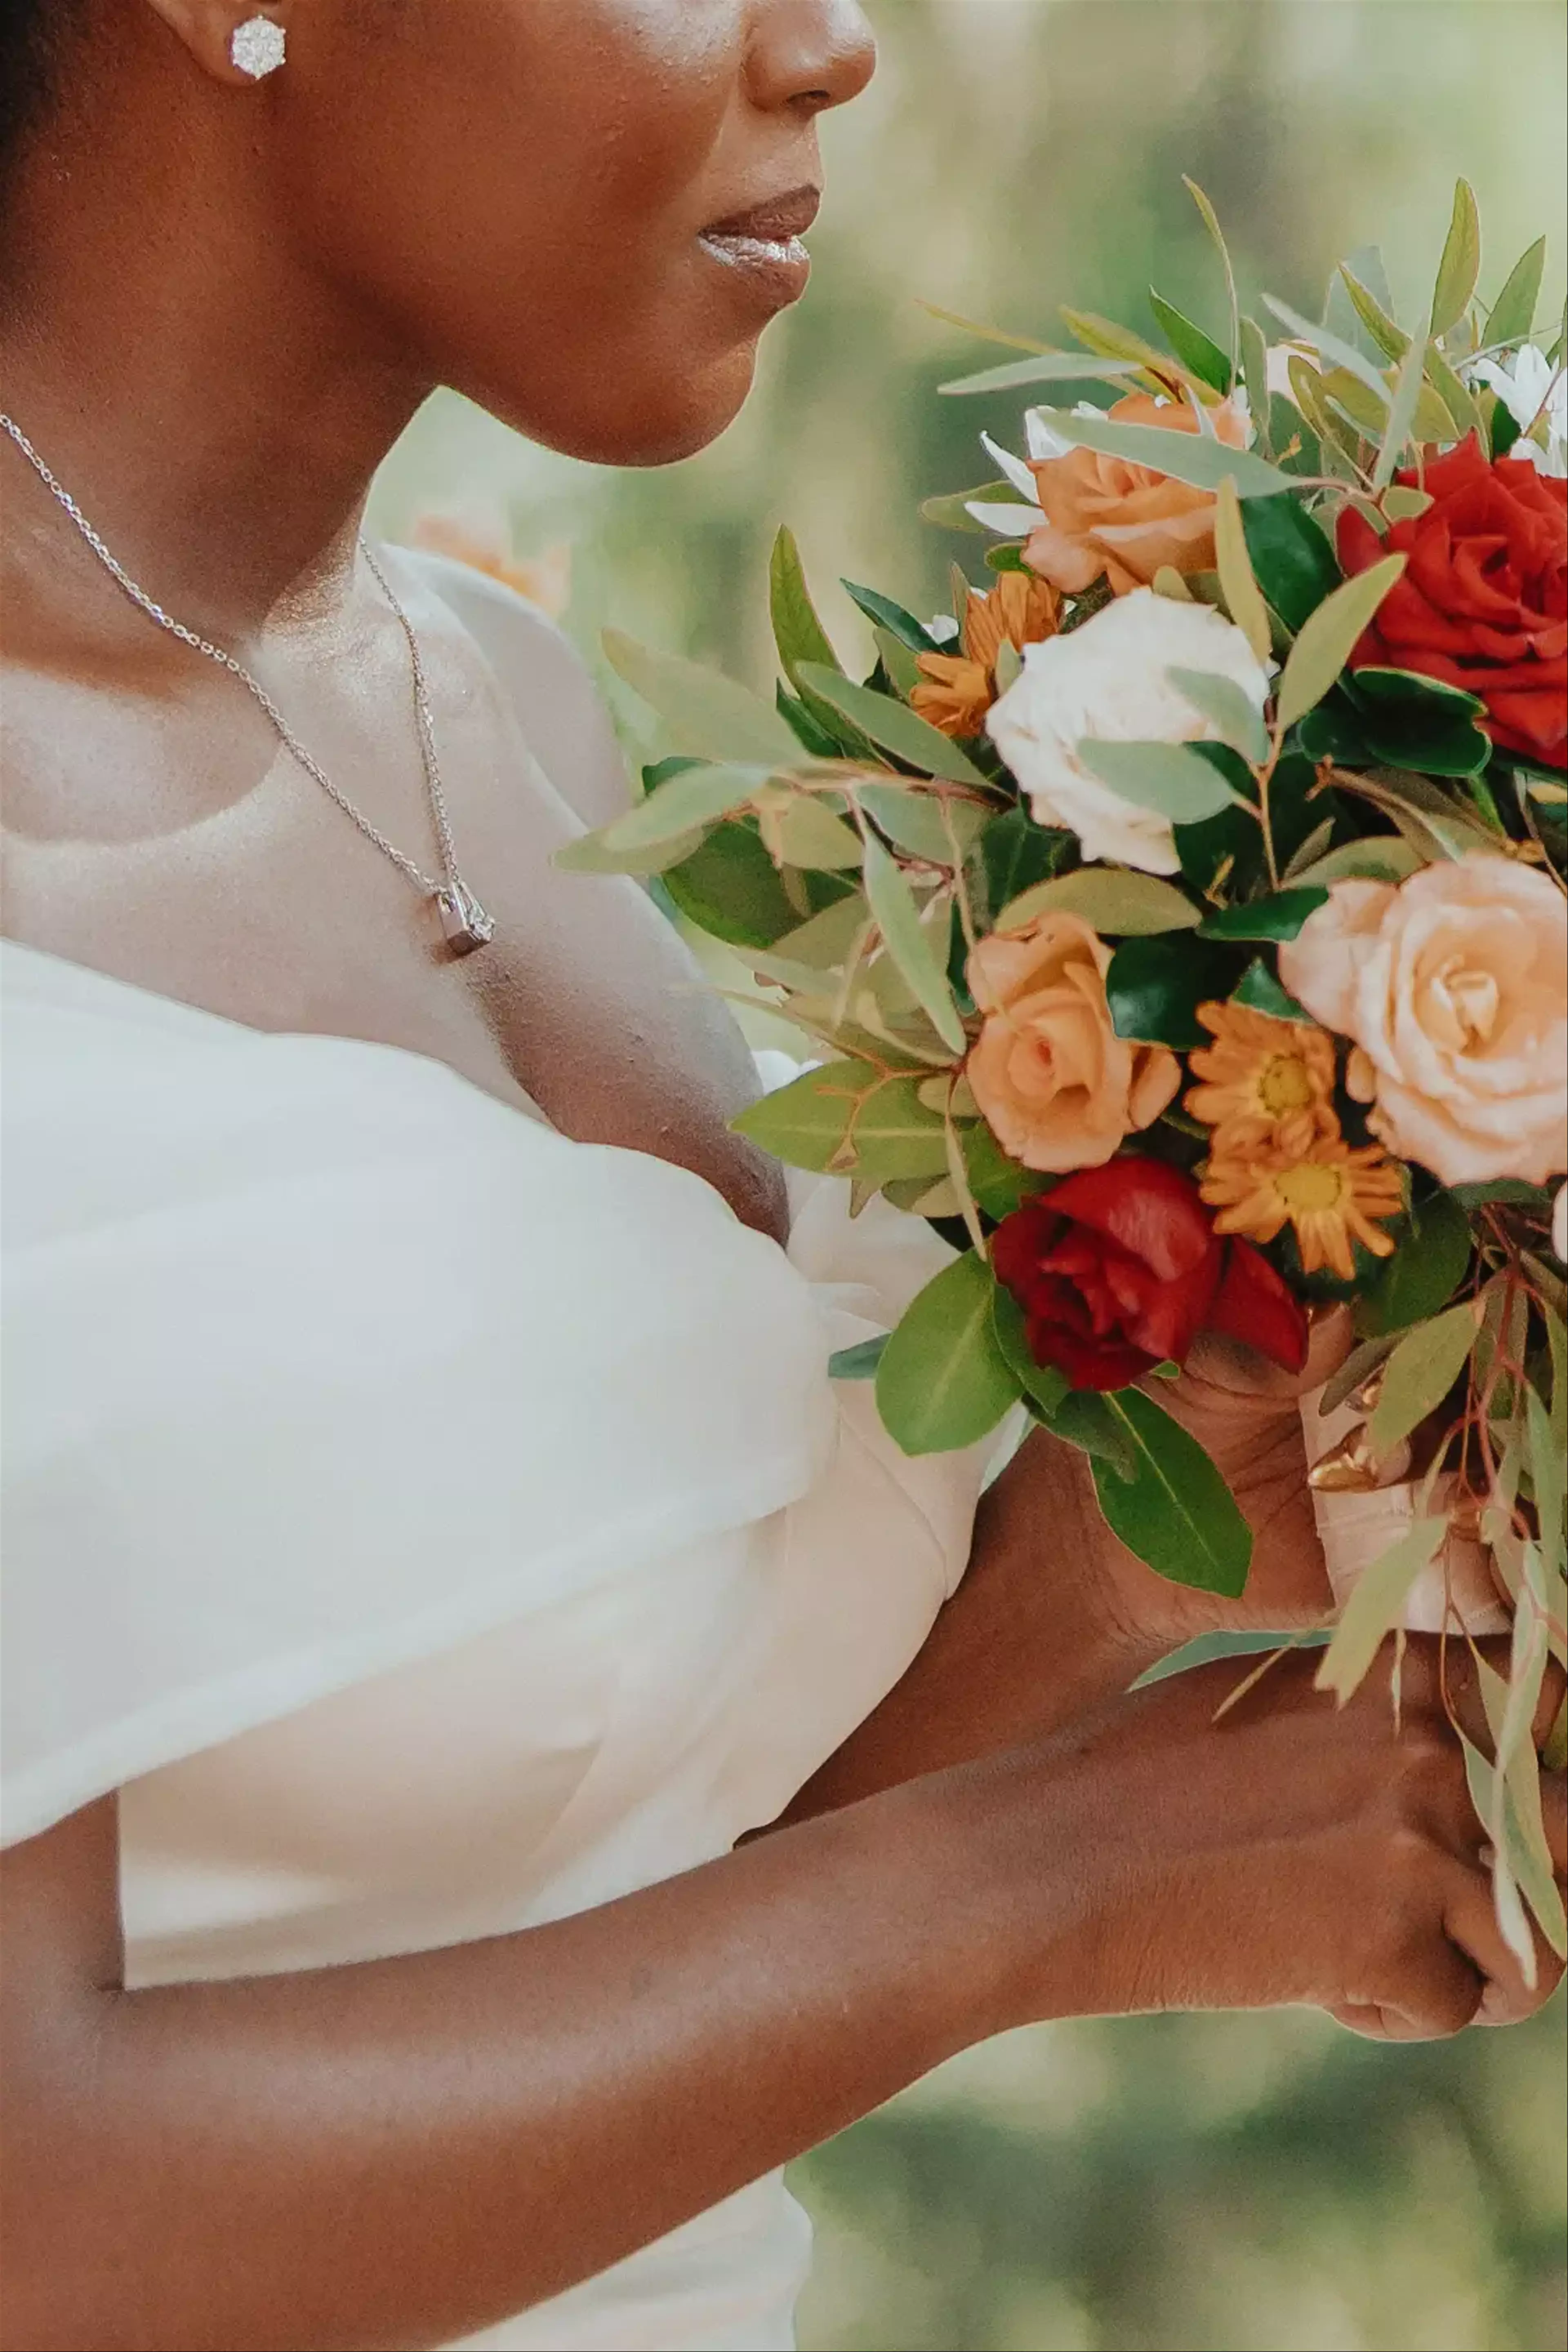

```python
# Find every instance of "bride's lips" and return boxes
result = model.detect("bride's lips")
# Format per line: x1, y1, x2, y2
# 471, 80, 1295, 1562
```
697, 186, 821, 309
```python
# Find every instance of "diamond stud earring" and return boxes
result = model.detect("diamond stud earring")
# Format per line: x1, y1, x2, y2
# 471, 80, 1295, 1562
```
231, 15, 286, 78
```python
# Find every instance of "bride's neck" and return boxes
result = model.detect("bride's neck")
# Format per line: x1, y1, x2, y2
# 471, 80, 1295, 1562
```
0, 113, 431, 641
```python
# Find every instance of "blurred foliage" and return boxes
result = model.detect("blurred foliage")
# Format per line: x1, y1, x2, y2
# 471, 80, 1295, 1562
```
370, 4, 1566, 2344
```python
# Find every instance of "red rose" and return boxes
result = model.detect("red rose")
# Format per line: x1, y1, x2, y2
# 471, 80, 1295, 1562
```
1336, 437, 1567, 769
991, 1157, 1307, 1392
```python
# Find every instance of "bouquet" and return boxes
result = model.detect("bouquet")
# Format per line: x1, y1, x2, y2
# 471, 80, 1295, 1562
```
560, 181, 1567, 1968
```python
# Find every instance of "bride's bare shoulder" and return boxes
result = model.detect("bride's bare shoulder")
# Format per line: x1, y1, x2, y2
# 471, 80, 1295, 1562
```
392, 545, 632, 833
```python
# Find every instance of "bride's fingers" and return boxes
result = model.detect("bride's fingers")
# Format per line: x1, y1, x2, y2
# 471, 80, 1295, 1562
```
1440, 1853, 1566, 2026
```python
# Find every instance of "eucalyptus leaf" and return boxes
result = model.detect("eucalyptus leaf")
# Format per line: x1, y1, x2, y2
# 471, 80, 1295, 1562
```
553, 824, 707, 878
919, 486, 1016, 537
1026, 408, 1293, 498
602, 630, 801, 766
796, 663, 991, 787
1183, 177, 1241, 382
1339, 267, 1410, 363
1167, 663, 1270, 766
1130, 1626, 1332, 1691
872, 628, 924, 698
1290, 835, 1425, 888
769, 796, 865, 871
1430, 178, 1482, 339
769, 526, 842, 692
730, 1059, 873, 1173
875, 1250, 1021, 1455
828, 1335, 889, 1381
1261, 293, 1392, 402
1373, 318, 1432, 491
1148, 289, 1233, 394
1368, 1302, 1478, 1455
591, 762, 770, 853
978, 804, 1069, 922
861, 834, 967, 1054
938, 352, 1142, 397
1078, 739, 1240, 824
998, 869, 1203, 936
1320, 1332, 1401, 1417
1276, 556, 1406, 731
1211, 479, 1274, 669
1091, 1391, 1253, 1596
860, 784, 987, 866
1423, 341, 1482, 440
1487, 236, 1548, 349
840, 582, 945, 655
1316, 1520, 1447, 1703
662, 820, 852, 947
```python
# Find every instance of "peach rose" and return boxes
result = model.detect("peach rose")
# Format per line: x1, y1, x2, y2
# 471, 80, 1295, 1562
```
966, 911, 1180, 1173
1279, 854, 1568, 1187
1023, 393, 1251, 597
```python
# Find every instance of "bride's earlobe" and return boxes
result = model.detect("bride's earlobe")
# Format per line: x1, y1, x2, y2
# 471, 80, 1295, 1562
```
139, 1, 292, 86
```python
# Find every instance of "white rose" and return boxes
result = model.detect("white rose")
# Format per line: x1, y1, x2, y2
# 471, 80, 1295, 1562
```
984, 588, 1272, 875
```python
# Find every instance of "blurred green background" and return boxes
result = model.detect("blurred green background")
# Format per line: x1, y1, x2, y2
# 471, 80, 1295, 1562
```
370, 3, 1567, 2345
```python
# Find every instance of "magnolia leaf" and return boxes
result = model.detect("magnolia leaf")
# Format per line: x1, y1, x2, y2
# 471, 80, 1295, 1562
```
861, 834, 967, 1055
1238, 495, 1342, 633
1183, 177, 1241, 382
602, 630, 800, 766
1210, 479, 1274, 669
828, 1335, 889, 1381
978, 804, 1069, 922
1231, 956, 1312, 1022
859, 784, 988, 866
796, 663, 990, 787
1339, 267, 1410, 363
1358, 1190, 1472, 1336
769, 527, 842, 691
1148, 289, 1233, 394
1275, 556, 1406, 731
1077, 739, 1239, 824
1043, 1388, 1140, 1478
991, 1284, 1072, 1417
1368, 1301, 1477, 1455
1316, 1519, 1446, 1702
1026, 407, 1293, 498
997, 869, 1203, 936
841, 582, 945, 656
769, 796, 865, 871
662, 821, 853, 948
1130, 1626, 1332, 1691
1198, 888, 1328, 942
1261, 293, 1392, 403
875, 1251, 1021, 1455
1487, 236, 1548, 349
1167, 662, 1270, 766
1431, 178, 1482, 339
938, 351, 1143, 396
1107, 934, 1242, 1049
1091, 1391, 1252, 1596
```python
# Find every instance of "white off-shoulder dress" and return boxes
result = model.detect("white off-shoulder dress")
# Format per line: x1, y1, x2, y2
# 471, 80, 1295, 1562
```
0, 725, 989, 2348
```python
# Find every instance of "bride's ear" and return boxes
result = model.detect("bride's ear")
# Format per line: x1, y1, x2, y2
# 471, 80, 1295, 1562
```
138, 1, 296, 86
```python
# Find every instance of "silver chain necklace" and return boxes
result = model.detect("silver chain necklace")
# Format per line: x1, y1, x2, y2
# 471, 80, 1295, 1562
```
0, 409, 496, 956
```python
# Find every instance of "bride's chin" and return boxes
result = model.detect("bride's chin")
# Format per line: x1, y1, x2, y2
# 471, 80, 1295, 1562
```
470, 344, 762, 469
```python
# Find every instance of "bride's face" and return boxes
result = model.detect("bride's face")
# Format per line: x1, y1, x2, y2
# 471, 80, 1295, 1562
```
268, 0, 878, 462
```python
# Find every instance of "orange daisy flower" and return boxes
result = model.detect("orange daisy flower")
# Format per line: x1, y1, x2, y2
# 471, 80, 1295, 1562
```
1186, 1001, 1340, 1159
1200, 1139, 1405, 1283
911, 570, 1061, 739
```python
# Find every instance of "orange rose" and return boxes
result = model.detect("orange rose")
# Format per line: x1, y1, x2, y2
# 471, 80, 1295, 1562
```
966, 911, 1180, 1173
1024, 394, 1250, 597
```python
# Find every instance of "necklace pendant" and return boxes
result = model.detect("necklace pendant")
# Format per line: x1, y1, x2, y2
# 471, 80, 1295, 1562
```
434, 881, 496, 956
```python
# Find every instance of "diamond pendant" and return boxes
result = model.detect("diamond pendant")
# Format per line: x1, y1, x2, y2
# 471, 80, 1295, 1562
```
434, 881, 496, 956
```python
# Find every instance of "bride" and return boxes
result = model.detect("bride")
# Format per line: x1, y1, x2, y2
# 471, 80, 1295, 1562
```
2, 4, 1561, 2349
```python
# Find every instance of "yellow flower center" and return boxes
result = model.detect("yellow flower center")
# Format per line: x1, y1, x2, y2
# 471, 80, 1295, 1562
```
1258, 1054, 1317, 1116
1274, 1160, 1347, 1215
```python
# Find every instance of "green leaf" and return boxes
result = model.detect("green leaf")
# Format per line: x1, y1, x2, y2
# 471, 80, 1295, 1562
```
872, 628, 924, 698
998, 869, 1203, 936
730, 1059, 871, 1172
1358, 1190, 1473, 1335
595, 762, 768, 851
1372, 316, 1432, 492
1231, 956, 1313, 1022
1238, 496, 1342, 633
769, 526, 842, 692
840, 582, 945, 655
795, 663, 991, 787
1026, 408, 1294, 498
1148, 289, 1233, 394
938, 352, 1143, 396
768, 795, 865, 871
1348, 667, 1492, 778
1290, 835, 1425, 888
1107, 935, 1242, 1049
991, 1283, 1071, 1417
837, 1079, 953, 1185
1198, 888, 1328, 942
1368, 1302, 1478, 1454
1091, 1391, 1253, 1596
1487, 236, 1548, 348
1042, 1388, 1139, 1478
554, 823, 707, 878
602, 630, 801, 766
1316, 1520, 1447, 1702
1261, 293, 1392, 403
1526, 1385, 1566, 1578
1449, 1178, 1553, 1212
1211, 479, 1274, 670
1339, 266, 1410, 363
1276, 555, 1406, 731
918, 486, 1016, 538
1430, 178, 1482, 339
1130, 1626, 1332, 1690
978, 804, 1069, 923
959, 1120, 1051, 1221
861, 834, 967, 1054
1060, 307, 1191, 389
1183, 176, 1241, 384
777, 682, 849, 760
1320, 1331, 1401, 1417
859, 784, 987, 866
1423, 341, 1482, 442
1166, 665, 1270, 766
875, 1251, 1021, 1454
828, 1335, 889, 1381
1077, 739, 1240, 825
1240, 316, 1276, 458
662, 821, 852, 948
